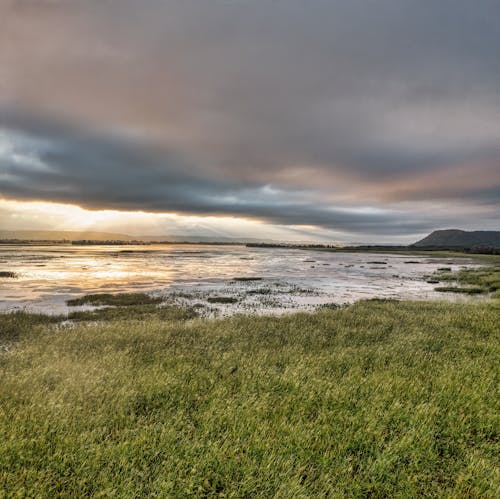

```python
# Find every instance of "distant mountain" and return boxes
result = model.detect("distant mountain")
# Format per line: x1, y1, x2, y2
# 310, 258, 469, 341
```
0, 230, 267, 244
0, 230, 136, 241
413, 230, 500, 248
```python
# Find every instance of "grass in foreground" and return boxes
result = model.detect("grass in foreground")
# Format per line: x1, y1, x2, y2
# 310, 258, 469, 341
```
0, 300, 499, 497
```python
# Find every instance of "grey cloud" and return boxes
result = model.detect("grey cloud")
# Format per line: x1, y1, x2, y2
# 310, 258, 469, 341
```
1, 1, 499, 237
0, 112, 473, 236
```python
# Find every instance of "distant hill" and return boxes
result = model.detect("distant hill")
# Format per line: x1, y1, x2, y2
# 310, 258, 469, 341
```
0, 230, 266, 244
413, 230, 500, 248
0, 230, 136, 241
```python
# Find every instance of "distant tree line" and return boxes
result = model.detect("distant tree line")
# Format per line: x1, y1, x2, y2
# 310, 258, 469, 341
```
70, 240, 243, 246
0, 239, 72, 245
71, 240, 148, 245
247, 243, 500, 254
0, 239, 243, 246
1, 239, 498, 253
410, 245, 500, 255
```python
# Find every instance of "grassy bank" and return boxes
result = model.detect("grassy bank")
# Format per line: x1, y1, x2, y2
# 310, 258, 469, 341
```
0, 299, 499, 497
431, 263, 500, 298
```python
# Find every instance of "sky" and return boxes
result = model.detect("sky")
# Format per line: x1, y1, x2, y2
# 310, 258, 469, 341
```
0, 0, 499, 243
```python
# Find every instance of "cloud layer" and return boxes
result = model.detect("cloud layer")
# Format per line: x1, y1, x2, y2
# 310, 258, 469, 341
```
1, 0, 499, 240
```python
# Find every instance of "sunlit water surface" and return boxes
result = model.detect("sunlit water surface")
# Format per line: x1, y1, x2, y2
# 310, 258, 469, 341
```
0, 244, 482, 315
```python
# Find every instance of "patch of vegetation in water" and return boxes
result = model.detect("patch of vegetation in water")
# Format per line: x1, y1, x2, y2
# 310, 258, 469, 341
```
68, 304, 198, 322
366, 261, 387, 264
247, 288, 272, 295
435, 286, 486, 294
430, 262, 500, 295
365, 297, 400, 303
0, 299, 498, 496
169, 292, 195, 300
64, 293, 198, 322
207, 296, 239, 304
283, 286, 318, 295
0, 271, 17, 278
67, 293, 163, 307
233, 277, 263, 282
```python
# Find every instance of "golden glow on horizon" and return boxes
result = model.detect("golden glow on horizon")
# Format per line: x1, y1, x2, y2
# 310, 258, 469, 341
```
0, 198, 354, 242
0, 198, 269, 236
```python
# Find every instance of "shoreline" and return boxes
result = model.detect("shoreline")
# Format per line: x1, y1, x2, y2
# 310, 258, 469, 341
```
1, 246, 495, 316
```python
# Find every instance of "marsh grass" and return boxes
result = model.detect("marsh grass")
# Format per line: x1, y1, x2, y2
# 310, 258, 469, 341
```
0, 299, 499, 497
207, 296, 239, 304
431, 262, 500, 296
247, 288, 272, 295
68, 304, 198, 322
435, 286, 486, 294
67, 292, 163, 307
0, 311, 61, 345
63, 293, 199, 322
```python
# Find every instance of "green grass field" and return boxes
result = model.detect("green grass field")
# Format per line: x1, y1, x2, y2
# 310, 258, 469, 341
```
1, 297, 499, 497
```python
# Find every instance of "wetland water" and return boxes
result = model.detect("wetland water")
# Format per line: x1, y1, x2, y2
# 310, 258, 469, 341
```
0, 244, 481, 315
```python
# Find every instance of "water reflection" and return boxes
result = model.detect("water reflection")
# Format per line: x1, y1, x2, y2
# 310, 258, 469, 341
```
0, 244, 481, 314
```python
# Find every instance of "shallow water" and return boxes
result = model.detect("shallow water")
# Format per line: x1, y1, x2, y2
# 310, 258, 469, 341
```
0, 244, 482, 315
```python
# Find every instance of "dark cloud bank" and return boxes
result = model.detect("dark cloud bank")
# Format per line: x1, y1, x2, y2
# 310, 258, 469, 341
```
1, 1, 499, 240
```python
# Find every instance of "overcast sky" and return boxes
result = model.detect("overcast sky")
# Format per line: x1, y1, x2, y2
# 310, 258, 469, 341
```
1, 0, 499, 242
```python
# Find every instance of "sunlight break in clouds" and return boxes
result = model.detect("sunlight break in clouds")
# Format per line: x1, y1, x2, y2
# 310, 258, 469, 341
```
0, 199, 349, 242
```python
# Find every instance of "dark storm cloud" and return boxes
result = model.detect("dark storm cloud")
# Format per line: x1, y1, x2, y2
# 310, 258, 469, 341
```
1, 0, 499, 237
1, 112, 438, 235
